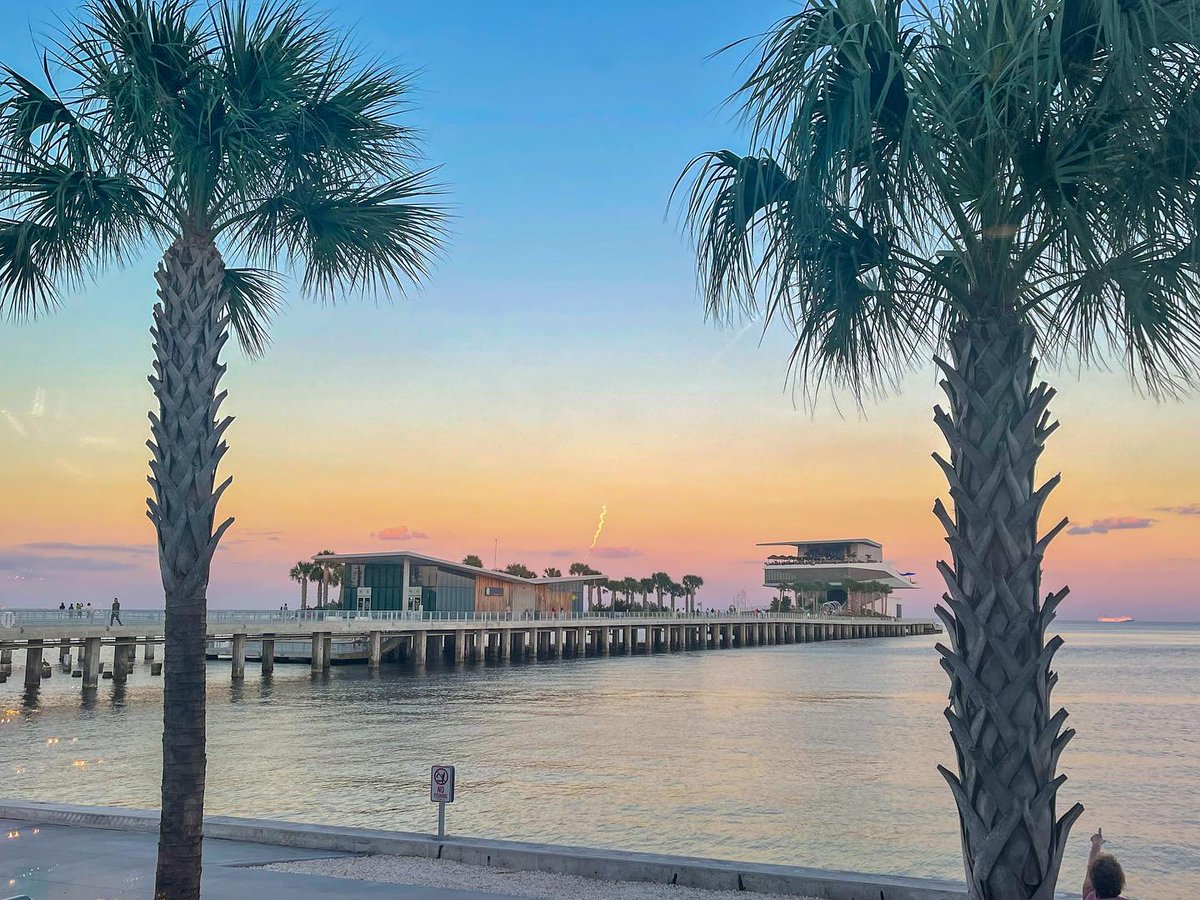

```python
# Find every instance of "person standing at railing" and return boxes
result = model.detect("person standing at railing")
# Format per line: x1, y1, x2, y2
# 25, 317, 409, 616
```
109, 597, 123, 627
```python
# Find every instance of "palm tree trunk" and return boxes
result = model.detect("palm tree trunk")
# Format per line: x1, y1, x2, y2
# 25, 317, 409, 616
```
932, 319, 1082, 900
148, 233, 234, 900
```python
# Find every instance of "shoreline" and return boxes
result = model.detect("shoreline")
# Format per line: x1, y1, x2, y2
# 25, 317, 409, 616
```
1, 799, 969, 899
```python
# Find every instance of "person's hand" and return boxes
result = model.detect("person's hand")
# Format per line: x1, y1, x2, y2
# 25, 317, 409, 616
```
1090, 828, 1106, 850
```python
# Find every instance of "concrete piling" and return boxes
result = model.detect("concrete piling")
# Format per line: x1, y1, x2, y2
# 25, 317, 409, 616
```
262, 635, 275, 674
23, 641, 43, 688
231, 634, 246, 680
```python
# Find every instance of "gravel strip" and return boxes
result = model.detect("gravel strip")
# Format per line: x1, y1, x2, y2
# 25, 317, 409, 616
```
264, 854, 819, 900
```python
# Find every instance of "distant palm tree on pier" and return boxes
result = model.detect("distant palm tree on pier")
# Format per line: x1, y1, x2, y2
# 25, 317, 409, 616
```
682, 574, 704, 614
0, 2, 444, 895
679, 2, 1199, 896
289, 562, 313, 609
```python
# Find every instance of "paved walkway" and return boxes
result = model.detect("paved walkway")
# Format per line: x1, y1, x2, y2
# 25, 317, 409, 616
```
0, 818, 521, 899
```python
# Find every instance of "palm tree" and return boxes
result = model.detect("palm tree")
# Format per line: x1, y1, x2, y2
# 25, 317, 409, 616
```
667, 581, 684, 614
0, 3, 444, 895
650, 571, 671, 611
313, 548, 337, 607
569, 561, 599, 609
682, 574, 704, 614
681, 2, 1199, 896
504, 562, 537, 579
543, 566, 563, 578
638, 576, 654, 610
463, 554, 484, 567
288, 562, 311, 608
622, 577, 640, 606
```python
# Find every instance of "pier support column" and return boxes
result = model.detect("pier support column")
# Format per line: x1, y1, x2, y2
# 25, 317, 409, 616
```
24, 641, 44, 687
0, 647, 11, 674
576, 626, 586, 656
415, 632, 428, 667
311, 633, 325, 674
231, 633, 246, 680
597, 625, 608, 656
262, 636, 275, 674
555, 627, 565, 658
59, 639, 71, 664
476, 629, 487, 661
622, 625, 632, 653
368, 631, 382, 669
115, 638, 136, 684
499, 629, 511, 661
323, 635, 333, 670
82, 637, 100, 687
454, 630, 466, 664
143, 639, 155, 661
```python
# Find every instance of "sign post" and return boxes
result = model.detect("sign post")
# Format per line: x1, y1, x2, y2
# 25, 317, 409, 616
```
430, 765, 455, 838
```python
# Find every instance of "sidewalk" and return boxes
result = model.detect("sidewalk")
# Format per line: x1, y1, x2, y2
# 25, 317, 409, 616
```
0, 818, 521, 899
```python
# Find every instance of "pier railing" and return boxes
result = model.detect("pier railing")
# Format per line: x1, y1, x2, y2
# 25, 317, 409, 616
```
0, 607, 904, 629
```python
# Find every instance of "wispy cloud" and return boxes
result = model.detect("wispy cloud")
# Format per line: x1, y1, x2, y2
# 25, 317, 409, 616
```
1, 409, 28, 438
21, 541, 154, 555
1068, 517, 1156, 536
30, 388, 45, 419
375, 526, 429, 541
1155, 503, 1200, 516
591, 546, 643, 559
0, 552, 139, 574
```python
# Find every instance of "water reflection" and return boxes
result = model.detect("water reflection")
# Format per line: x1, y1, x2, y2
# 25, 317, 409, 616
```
0, 625, 1195, 897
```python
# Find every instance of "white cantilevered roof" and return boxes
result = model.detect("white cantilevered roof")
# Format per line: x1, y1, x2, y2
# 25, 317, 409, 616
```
757, 538, 883, 550
312, 550, 605, 585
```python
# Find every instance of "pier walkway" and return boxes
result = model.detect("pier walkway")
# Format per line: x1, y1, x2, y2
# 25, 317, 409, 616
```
0, 610, 940, 689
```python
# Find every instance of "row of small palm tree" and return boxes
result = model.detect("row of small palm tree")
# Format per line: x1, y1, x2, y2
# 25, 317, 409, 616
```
0, 1, 444, 894
593, 572, 705, 613
287, 551, 341, 608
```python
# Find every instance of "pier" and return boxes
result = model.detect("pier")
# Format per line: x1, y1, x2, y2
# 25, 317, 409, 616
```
0, 609, 940, 688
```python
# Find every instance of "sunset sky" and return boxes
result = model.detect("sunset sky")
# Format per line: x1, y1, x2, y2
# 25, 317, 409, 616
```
1, 0, 1198, 621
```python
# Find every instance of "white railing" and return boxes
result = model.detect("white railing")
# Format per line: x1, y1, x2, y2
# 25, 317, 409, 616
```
0, 607, 927, 630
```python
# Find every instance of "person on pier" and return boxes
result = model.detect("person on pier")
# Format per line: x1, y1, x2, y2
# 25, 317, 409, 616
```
109, 597, 123, 627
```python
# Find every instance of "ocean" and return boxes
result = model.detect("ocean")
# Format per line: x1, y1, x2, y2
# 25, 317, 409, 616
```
1, 621, 1196, 897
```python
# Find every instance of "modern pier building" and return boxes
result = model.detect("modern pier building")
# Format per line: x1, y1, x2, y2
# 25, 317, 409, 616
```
316, 550, 605, 617
760, 538, 916, 615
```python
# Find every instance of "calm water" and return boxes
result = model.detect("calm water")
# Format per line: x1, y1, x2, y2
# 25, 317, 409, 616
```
1, 623, 1197, 897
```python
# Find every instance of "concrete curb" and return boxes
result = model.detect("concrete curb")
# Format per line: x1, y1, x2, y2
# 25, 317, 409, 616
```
0, 799, 968, 900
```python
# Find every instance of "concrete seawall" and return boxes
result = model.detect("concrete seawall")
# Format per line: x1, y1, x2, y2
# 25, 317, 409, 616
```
0, 799, 968, 900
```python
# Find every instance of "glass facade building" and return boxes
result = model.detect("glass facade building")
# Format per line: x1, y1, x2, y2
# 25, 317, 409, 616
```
333, 553, 593, 615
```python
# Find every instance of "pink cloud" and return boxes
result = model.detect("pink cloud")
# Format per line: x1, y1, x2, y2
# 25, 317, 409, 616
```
1068, 517, 1155, 536
376, 526, 430, 541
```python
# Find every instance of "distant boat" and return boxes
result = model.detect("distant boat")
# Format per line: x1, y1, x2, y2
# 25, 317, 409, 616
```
1097, 615, 1135, 624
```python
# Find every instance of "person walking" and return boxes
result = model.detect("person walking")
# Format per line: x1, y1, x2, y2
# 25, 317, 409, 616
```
109, 597, 123, 627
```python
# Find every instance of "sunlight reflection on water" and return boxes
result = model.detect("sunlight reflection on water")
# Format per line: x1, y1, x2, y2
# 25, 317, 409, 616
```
1, 623, 1196, 896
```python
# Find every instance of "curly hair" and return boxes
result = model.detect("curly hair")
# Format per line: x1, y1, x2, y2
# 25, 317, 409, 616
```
1091, 854, 1126, 899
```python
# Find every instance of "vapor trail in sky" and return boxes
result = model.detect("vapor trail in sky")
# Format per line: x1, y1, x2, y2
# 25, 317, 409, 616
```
586, 504, 608, 557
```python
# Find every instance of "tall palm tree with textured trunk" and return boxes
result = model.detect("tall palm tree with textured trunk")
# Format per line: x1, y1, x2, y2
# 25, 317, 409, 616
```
0, 2, 443, 896
680, 1, 1199, 897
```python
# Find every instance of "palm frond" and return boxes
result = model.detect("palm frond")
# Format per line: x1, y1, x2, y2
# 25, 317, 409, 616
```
223, 266, 283, 358
0, 160, 156, 316
0, 219, 59, 316
232, 170, 445, 296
